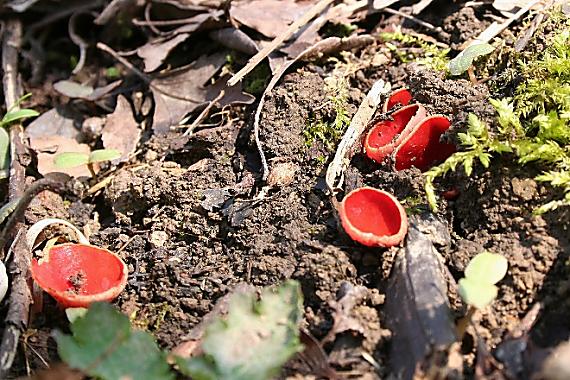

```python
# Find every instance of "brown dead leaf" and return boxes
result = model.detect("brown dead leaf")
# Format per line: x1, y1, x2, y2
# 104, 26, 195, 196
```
137, 34, 190, 72
231, 0, 313, 38
30, 135, 92, 177
25, 107, 82, 141
53, 80, 122, 101
323, 283, 369, 343
136, 11, 224, 71
150, 52, 225, 133
151, 53, 254, 133
153, 0, 224, 11
101, 95, 141, 163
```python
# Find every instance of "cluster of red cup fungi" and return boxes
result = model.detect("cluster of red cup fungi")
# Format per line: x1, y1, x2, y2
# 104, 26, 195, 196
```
339, 89, 455, 248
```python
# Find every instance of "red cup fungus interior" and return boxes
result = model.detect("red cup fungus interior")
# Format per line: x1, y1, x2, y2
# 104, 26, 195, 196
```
365, 104, 426, 163
383, 88, 412, 112
339, 187, 407, 247
31, 243, 127, 308
364, 88, 456, 171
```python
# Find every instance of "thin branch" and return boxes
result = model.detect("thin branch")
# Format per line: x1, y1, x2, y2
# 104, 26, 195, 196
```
253, 35, 374, 180
383, 7, 439, 31
97, 42, 202, 103
0, 18, 28, 378
227, 0, 334, 87
183, 90, 225, 137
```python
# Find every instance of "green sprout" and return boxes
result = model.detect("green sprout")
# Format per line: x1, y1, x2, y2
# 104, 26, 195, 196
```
0, 94, 39, 178
448, 42, 494, 81
456, 251, 508, 338
54, 149, 121, 177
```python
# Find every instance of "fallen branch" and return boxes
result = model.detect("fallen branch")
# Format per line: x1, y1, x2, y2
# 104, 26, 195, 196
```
227, 0, 334, 87
325, 79, 390, 193
253, 34, 375, 180
0, 19, 28, 377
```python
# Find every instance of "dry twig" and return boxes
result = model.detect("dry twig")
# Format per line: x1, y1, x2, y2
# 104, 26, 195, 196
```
325, 79, 390, 193
227, 0, 334, 87
253, 35, 375, 180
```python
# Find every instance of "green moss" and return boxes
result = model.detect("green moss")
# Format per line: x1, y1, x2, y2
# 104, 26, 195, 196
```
425, 10, 570, 213
304, 77, 350, 151
380, 29, 450, 71
243, 62, 271, 95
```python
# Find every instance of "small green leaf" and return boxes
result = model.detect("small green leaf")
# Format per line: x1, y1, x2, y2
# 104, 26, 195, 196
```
449, 43, 494, 76
0, 198, 20, 225
53, 152, 90, 168
458, 278, 498, 309
465, 251, 508, 285
1, 108, 39, 126
89, 149, 122, 163
65, 307, 88, 323
0, 127, 10, 171
177, 281, 303, 380
55, 302, 173, 380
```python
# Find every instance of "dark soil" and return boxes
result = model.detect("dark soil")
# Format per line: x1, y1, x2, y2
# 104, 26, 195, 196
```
3, 1, 569, 379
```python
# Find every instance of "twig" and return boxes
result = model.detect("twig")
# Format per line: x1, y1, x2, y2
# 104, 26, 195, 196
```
183, 90, 225, 136
0, 18, 28, 377
384, 7, 438, 31
464, 0, 540, 47
68, 12, 88, 74
325, 79, 390, 193
253, 35, 375, 180
97, 42, 202, 103
227, 0, 334, 87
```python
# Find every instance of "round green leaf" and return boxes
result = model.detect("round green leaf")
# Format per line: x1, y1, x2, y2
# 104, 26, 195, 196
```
448, 43, 495, 76
0, 127, 10, 171
458, 278, 498, 309
54, 152, 90, 168
465, 251, 508, 285
89, 149, 122, 163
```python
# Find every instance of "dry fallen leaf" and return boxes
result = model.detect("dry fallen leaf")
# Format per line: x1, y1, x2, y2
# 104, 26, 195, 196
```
30, 135, 92, 177
137, 34, 191, 72
151, 53, 254, 133
231, 0, 312, 38
26, 107, 82, 141
150, 52, 226, 133
53, 80, 122, 101
102, 95, 141, 163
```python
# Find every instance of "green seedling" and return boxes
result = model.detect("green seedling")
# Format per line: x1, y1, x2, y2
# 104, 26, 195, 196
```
0, 94, 39, 178
177, 281, 303, 380
456, 251, 508, 338
448, 42, 494, 81
55, 282, 303, 380
55, 302, 173, 380
54, 149, 121, 177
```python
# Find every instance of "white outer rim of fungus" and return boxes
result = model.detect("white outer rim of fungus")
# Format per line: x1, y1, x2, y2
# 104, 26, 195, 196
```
26, 218, 90, 251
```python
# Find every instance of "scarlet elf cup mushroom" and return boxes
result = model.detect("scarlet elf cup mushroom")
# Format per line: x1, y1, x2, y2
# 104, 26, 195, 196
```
339, 187, 408, 247
364, 89, 456, 170
27, 218, 128, 308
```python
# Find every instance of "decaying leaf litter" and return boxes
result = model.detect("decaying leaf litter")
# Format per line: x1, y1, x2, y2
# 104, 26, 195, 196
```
0, 0, 568, 378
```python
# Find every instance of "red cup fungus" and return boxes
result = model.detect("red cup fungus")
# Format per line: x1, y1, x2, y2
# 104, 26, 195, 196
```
339, 187, 408, 247
31, 243, 128, 308
363, 88, 456, 171
383, 87, 412, 112
394, 115, 456, 171
364, 104, 427, 163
